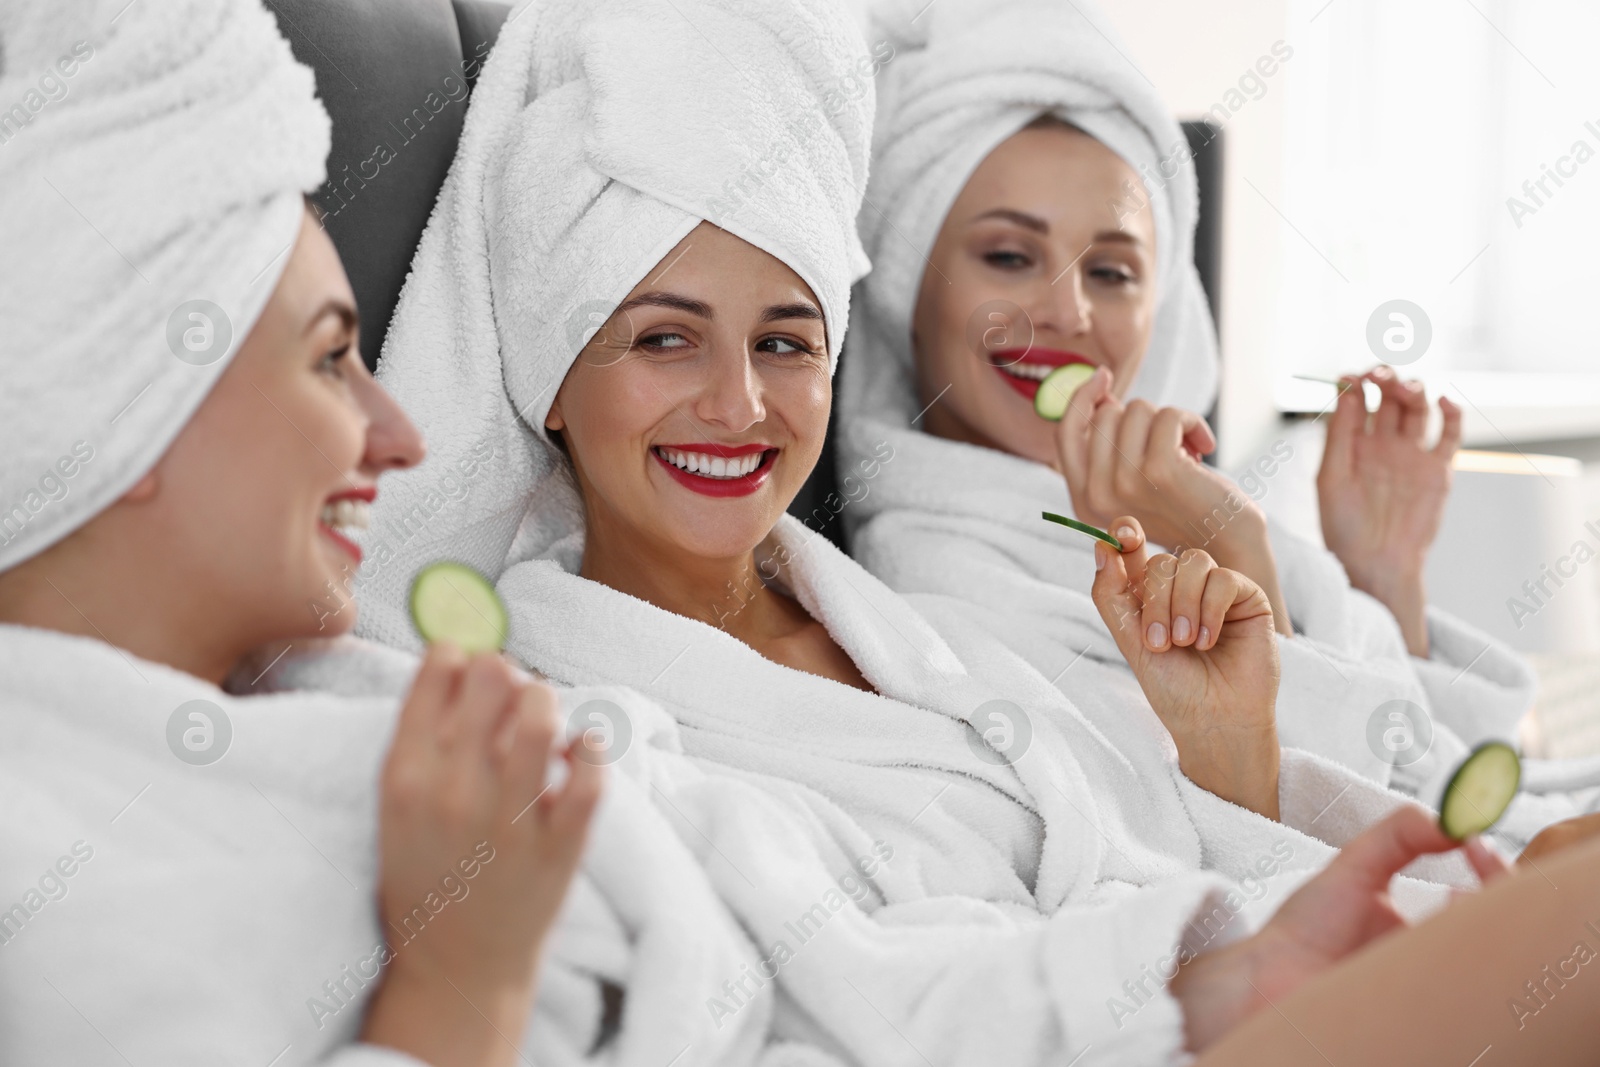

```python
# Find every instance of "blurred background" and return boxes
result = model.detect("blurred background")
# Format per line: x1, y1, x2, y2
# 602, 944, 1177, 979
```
1102, 0, 1600, 756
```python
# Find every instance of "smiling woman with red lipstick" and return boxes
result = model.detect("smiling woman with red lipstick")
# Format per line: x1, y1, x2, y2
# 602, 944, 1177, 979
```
837, 0, 1557, 818
0, 2, 602, 1057
543, 223, 874, 691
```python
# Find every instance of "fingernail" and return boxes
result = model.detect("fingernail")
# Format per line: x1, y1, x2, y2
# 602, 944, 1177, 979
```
1147, 622, 1167, 647
1199, 625, 1212, 647
1173, 616, 1192, 643
1116, 525, 1136, 543
1095, 543, 1106, 571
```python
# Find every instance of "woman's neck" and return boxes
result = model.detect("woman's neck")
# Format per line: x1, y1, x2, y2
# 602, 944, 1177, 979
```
0, 539, 247, 686
577, 517, 802, 646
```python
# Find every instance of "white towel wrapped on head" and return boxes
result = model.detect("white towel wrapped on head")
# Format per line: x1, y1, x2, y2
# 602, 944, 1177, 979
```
0, 0, 328, 571
842, 0, 1219, 432
354, 0, 875, 650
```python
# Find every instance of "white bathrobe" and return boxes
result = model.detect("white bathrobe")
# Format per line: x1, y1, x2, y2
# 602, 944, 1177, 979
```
836, 417, 1600, 847
0, 624, 776, 1067
493, 514, 1481, 1064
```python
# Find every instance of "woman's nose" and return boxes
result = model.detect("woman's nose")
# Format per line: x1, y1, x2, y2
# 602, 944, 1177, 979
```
356, 371, 426, 473
694, 345, 766, 432
1034, 267, 1092, 338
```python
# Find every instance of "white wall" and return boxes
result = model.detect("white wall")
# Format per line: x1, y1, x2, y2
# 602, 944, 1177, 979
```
1099, 0, 1292, 468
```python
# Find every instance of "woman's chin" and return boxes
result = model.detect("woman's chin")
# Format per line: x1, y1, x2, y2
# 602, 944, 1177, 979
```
655, 501, 785, 563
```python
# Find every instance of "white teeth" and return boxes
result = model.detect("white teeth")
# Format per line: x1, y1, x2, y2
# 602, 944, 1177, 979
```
657, 448, 765, 479
320, 498, 371, 531
997, 361, 1061, 381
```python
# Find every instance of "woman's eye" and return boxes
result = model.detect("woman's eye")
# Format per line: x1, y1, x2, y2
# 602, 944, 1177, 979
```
640, 331, 690, 351
317, 344, 351, 376
1089, 265, 1137, 285
757, 335, 816, 356
982, 249, 1032, 270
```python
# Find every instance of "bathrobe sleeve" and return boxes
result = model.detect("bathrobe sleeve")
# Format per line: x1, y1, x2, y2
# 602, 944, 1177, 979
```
1408, 607, 1536, 746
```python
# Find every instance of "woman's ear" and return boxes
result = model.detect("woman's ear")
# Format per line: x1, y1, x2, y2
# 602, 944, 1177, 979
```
544, 398, 565, 433
119, 470, 159, 503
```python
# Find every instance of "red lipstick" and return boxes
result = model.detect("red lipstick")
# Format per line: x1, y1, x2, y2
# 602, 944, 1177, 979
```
318, 484, 376, 564
652, 443, 776, 498
988, 349, 1095, 402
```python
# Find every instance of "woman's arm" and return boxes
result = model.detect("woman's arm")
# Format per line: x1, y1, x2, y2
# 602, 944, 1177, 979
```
1317, 367, 1463, 657
361, 645, 604, 1067
1188, 808, 1600, 1065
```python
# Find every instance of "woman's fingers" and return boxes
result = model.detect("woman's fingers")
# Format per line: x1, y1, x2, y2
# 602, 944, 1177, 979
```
395, 642, 466, 748
1196, 562, 1275, 649
547, 742, 606, 842
1056, 366, 1114, 494
498, 680, 561, 818
1463, 835, 1513, 887
1114, 399, 1156, 497
1140, 552, 1179, 652
1091, 518, 1152, 660
1395, 379, 1430, 440
1320, 375, 1365, 482
1433, 395, 1463, 460
1169, 549, 1212, 647
1368, 367, 1404, 438
1332, 806, 1457, 892
1148, 405, 1216, 468
1086, 394, 1125, 512
447, 652, 519, 753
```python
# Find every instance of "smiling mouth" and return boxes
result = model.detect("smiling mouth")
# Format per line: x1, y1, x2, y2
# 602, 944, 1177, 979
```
319, 492, 373, 564
651, 445, 778, 498
989, 350, 1095, 401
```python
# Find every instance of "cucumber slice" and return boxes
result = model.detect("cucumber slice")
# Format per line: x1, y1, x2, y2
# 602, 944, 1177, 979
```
1438, 741, 1521, 840
409, 562, 508, 653
1042, 511, 1123, 551
1033, 363, 1097, 420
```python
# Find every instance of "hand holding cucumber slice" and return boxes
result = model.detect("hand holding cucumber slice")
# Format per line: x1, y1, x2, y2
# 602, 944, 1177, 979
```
1042, 511, 1124, 551
409, 561, 508, 653
1438, 741, 1521, 840
1034, 363, 1097, 420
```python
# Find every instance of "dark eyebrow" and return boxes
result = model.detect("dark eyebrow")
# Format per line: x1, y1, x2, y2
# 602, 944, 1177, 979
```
615, 291, 714, 319
305, 298, 359, 336
760, 302, 823, 324
971, 208, 1049, 234
970, 208, 1148, 249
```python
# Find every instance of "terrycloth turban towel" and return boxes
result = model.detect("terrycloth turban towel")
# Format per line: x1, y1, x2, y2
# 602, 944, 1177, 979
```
356, 0, 874, 652
0, 0, 330, 571
839, 0, 1219, 431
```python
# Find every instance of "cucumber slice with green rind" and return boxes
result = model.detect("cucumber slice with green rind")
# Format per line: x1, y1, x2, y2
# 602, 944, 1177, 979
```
1438, 741, 1521, 840
409, 562, 508, 653
1033, 363, 1097, 421
1042, 511, 1123, 551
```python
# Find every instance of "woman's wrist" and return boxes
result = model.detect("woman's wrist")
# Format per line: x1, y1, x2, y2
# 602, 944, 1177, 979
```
1347, 566, 1429, 657
1175, 727, 1281, 822
362, 956, 539, 1067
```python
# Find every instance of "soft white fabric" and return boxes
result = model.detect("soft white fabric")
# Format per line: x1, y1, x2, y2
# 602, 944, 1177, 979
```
0, 623, 777, 1067
841, 0, 1219, 441
496, 515, 1473, 966
354, 0, 875, 651
0, 0, 328, 570
241, 633, 1239, 1066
